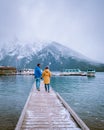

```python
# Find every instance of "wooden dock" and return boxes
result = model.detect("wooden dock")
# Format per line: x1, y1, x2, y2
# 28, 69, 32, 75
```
15, 81, 90, 130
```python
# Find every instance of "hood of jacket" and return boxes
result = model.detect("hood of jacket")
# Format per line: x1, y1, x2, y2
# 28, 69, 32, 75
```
44, 69, 50, 75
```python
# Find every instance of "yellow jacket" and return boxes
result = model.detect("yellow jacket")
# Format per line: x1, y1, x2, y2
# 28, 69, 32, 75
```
42, 69, 51, 84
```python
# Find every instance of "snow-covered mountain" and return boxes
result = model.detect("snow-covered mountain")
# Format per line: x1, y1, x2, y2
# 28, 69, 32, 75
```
0, 40, 104, 71
0, 40, 48, 60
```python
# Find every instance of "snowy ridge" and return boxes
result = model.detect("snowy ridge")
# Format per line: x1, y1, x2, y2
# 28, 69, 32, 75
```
0, 40, 49, 60
41, 42, 90, 61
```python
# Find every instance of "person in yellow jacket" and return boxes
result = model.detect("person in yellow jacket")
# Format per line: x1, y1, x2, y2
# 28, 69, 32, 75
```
42, 66, 51, 92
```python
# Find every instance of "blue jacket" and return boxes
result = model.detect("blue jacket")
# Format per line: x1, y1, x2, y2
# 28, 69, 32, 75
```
34, 66, 42, 78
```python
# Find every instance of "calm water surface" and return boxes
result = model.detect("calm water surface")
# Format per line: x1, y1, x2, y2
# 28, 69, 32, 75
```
51, 72, 104, 130
0, 73, 104, 130
0, 75, 34, 130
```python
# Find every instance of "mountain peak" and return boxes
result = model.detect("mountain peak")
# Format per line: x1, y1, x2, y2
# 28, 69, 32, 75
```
0, 40, 104, 71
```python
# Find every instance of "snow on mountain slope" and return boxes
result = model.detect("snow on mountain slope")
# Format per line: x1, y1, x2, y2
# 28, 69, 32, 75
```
38, 41, 91, 62
0, 39, 101, 68
0, 39, 48, 60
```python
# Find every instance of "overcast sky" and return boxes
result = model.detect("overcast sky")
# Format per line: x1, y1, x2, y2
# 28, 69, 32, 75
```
0, 0, 104, 63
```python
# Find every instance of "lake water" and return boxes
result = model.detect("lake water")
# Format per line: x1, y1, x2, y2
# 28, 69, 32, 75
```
0, 73, 104, 130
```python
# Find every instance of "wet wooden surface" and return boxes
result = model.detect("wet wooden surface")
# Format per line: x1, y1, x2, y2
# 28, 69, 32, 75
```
15, 81, 84, 130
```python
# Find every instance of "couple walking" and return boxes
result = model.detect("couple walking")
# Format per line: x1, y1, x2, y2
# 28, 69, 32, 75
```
34, 64, 51, 92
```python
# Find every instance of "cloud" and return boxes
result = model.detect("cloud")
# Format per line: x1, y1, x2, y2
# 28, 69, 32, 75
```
0, 0, 104, 63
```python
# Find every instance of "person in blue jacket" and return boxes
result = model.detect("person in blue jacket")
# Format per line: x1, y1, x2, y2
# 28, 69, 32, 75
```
34, 63, 42, 91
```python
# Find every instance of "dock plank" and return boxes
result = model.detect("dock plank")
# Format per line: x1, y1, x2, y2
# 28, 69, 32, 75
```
15, 81, 89, 130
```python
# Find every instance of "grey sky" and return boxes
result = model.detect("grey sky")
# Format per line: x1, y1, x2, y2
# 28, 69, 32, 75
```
0, 0, 104, 63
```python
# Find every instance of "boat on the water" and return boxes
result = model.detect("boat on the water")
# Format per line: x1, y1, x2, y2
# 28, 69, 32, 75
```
87, 69, 95, 77
60, 68, 86, 76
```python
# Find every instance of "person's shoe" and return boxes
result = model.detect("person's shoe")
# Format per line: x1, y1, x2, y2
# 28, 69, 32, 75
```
48, 90, 50, 93
37, 88, 40, 91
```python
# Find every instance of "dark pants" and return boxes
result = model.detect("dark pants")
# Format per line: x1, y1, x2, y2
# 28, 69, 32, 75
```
45, 84, 50, 91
